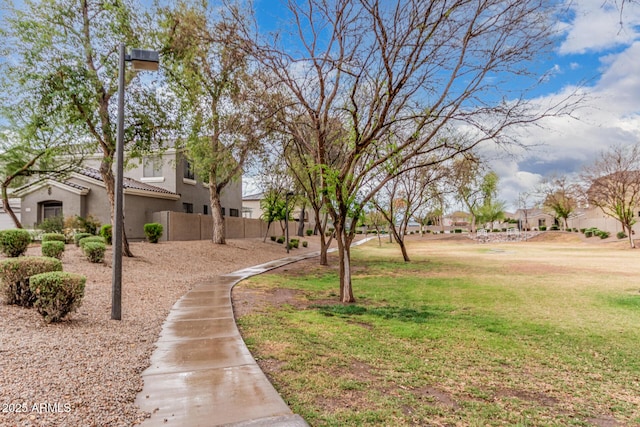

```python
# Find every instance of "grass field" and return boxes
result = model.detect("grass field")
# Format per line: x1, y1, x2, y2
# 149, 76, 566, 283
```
234, 234, 640, 426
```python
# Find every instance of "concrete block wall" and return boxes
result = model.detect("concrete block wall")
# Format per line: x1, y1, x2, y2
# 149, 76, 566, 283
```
151, 211, 306, 241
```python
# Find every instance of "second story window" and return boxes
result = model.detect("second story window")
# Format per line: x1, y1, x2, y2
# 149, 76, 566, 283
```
184, 160, 195, 181
143, 156, 163, 178
229, 208, 239, 217
182, 203, 193, 214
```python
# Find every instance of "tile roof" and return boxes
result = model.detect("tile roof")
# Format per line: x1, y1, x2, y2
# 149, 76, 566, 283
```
78, 167, 178, 196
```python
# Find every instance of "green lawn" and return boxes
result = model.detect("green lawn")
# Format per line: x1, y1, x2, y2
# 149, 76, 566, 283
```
235, 237, 640, 426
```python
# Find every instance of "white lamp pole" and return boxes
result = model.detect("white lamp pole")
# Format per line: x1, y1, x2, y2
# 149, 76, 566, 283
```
112, 43, 159, 321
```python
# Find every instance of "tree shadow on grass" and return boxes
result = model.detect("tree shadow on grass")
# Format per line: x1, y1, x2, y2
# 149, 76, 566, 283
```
312, 304, 449, 323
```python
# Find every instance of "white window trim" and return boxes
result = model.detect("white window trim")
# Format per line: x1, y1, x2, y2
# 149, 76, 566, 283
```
183, 178, 197, 186
141, 177, 165, 183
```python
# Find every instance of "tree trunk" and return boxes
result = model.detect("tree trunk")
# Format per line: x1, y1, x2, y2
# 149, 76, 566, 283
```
390, 224, 410, 262
2, 184, 22, 228
101, 159, 133, 257
627, 225, 635, 248
263, 221, 272, 242
336, 225, 354, 303
209, 182, 225, 244
297, 202, 306, 237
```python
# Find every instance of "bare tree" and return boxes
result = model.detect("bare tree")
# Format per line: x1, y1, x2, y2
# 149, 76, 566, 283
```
240, 0, 579, 302
372, 162, 447, 262
582, 143, 640, 248
537, 175, 579, 231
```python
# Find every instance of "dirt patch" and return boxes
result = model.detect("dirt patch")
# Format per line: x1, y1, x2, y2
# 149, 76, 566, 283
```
526, 231, 584, 243
232, 287, 306, 317
414, 386, 461, 410
495, 388, 559, 407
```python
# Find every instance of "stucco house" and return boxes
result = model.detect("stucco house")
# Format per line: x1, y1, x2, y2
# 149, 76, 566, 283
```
13, 150, 242, 240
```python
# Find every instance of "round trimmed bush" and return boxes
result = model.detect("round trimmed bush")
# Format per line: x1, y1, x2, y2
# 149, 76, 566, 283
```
617, 231, 627, 239
0, 229, 32, 257
42, 233, 66, 243
306, 229, 313, 236
29, 271, 86, 323
143, 223, 163, 243
74, 232, 92, 247
83, 241, 106, 263
41, 241, 65, 259
79, 236, 106, 249
0, 256, 62, 306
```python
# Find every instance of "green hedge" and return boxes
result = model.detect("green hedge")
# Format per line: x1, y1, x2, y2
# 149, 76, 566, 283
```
41, 241, 65, 259
99, 224, 112, 245
0, 257, 62, 307
0, 229, 32, 257
29, 271, 86, 323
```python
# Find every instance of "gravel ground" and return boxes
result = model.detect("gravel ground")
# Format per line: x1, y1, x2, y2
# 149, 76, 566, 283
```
0, 237, 321, 427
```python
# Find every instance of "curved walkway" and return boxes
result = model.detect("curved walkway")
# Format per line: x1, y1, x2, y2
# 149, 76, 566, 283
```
134, 236, 383, 426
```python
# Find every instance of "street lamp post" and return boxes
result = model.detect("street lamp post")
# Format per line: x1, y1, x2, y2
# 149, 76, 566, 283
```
112, 44, 159, 321
285, 192, 294, 254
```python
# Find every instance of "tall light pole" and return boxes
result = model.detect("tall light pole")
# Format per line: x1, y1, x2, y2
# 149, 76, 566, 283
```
285, 192, 294, 254
112, 44, 159, 321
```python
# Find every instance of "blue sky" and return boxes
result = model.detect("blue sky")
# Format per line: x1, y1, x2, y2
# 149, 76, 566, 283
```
246, 0, 640, 211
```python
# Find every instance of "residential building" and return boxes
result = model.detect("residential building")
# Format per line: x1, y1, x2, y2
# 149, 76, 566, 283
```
13, 150, 242, 240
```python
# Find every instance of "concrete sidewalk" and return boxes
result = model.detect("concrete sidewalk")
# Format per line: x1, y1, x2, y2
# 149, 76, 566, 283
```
135, 252, 320, 427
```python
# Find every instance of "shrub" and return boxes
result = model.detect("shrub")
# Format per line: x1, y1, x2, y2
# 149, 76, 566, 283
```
539, 226, 547, 231
42, 233, 66, 243
617, 231, 627, 239
302, 240, 308, 248
38, 216, 64, 233
76, 215, 100, 235
492, 229, 501, 233
83, 241, 106, 263
29, 271, 86, 323
0, 229, 32, 257
144, 223, 163, 243
41, 241, 65, 259
99, 224, 112, 245
79, 236, 106, 249
290, 239, 300, 248
0, 257, 62, 307
598, 231, 610, 239
306, 229, 313, 236
580, 228, 587, 234
454, 229, 462, 234
584, 230, 593, 238
270, 235, 276, 241
276, 236, 285, 244
74, 233, 92, 247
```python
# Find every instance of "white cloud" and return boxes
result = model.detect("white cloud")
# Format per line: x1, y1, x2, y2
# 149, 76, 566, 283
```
558, 0, 640, 54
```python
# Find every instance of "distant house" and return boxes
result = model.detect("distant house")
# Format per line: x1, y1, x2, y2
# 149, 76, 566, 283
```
13, 150, 242, 240
0, 198, 21, 230
511, 208, 556, 230
242, 192, 316, 231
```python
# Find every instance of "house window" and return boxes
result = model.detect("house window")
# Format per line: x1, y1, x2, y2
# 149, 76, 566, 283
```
538, 219, 546, 227
203, 205, 208, 215
182, 203, 193, 214
221, 207, 226, 216
229, 208, 239, 217
42, 201, 62, 219
184, 160, 195, 180
143, 156, 163, 178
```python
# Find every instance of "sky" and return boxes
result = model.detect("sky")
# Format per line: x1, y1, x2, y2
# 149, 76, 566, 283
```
476, 0, 640, 210
247, 0, 640, 211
